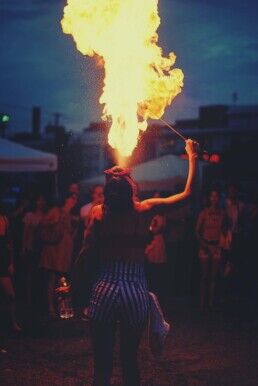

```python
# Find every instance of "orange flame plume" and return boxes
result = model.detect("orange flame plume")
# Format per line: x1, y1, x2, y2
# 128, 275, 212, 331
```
61, 0, 184, 157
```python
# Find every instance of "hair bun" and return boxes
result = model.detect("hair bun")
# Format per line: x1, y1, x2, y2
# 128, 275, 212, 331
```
104, 166, 131, 178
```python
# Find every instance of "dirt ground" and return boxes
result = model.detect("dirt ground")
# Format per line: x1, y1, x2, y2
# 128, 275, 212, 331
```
1, 300, 258, 386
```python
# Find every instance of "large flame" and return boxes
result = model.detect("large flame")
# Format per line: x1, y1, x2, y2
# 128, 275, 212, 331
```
61, 0, 184, 157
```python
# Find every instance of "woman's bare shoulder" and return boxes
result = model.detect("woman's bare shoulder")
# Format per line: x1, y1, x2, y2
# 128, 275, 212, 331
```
134, 201, 150, 212
90, 204, 103, 221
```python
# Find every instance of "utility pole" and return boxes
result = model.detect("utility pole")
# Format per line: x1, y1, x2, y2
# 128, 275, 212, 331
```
232, 91, 238, 105
53, 112, 62, 126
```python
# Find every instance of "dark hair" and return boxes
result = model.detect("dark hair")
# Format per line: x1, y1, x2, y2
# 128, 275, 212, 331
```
104, 168, 136, 213
209, 188, 220, 196
90, 185, 103, 196
208, 189, 220, 205
27, 194, 47, 212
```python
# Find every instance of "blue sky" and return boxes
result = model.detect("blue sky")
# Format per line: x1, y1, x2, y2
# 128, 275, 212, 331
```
0, 0, 257, 133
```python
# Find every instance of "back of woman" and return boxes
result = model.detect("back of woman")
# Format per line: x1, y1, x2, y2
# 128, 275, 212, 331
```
86, 174, 152, 386
85, 140, 197, 386
97, 209, 149, 262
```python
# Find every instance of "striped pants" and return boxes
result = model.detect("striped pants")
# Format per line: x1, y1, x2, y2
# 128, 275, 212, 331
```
89, 260, 149, 385
88, 260, 149, 326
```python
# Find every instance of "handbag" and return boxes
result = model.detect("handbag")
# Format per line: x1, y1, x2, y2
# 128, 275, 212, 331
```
148, 292, 170, 356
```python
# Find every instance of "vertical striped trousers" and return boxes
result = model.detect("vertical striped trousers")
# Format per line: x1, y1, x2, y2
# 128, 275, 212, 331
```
88, 260, 149, 326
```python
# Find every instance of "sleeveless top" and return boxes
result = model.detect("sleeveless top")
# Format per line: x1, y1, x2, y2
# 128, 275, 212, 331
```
198, 207, 225, 242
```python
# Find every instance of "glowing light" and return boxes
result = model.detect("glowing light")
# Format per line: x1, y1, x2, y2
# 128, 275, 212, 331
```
61, 0, 184, 156
202, 152, 210, 162
1, 114, 9, 123
210, 154, 220, 163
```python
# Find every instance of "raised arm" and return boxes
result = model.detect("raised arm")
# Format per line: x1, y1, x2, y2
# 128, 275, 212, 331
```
138, 139, 198, 212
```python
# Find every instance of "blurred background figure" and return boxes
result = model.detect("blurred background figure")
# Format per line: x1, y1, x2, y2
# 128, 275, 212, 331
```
225, 185, 246, 299
22, 195, 47, 308
39, 196, 79, 317
196, 190, 227, 309
247, 190, 258, 305
80, 185, 104, 229
11, 188, 37, 259
145, 192, 168, 307
76, 184, 101, 317
59, 195, 79, 275
165, 184, 193, 297
0, 202, 21, 331
68, 183, 79, 199
39, 202, 64, 317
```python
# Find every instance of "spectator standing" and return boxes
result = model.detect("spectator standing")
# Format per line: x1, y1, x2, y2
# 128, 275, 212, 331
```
58, 195, 79, 274
196, 190, 227, 308
40, 196, 79, 317
166, 198, 193, 296
0, 203, 21, 331
75, 187, 104, 318
246, 190, 258, 303
145, 201, 168, 306
80, 185, 104, 228
68, 183, 79, 198
22, 195, 47, 307
39, 203, 64, 317
225, 185, 246, 298
10, 189, 38, 305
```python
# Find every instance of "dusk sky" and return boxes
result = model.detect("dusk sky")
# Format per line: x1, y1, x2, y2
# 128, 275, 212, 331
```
1, 0, 258, 133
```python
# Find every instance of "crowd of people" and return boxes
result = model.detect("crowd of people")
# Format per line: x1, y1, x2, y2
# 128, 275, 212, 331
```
0, 179, 258, 332
1, 139, 258, 385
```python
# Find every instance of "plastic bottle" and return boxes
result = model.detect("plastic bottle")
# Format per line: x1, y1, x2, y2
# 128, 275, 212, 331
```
57, 277, 74, 319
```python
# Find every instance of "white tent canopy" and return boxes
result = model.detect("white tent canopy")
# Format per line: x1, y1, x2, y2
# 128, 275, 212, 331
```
0, 138, 58, 173
81, 154, 205, 192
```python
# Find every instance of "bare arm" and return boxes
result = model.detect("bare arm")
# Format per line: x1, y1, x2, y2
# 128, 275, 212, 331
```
196, 210, 205, 240
138, 139, 198, 212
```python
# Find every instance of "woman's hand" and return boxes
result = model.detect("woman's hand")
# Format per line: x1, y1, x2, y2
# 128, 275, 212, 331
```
185, 139, 198, 158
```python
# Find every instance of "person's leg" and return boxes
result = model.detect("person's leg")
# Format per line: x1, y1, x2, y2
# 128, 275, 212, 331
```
146, 263, 156, 294
0, 277, 21, 331
91, 321, 116, 386
47, 271, 56, 316
150, 263, 168, 309
199, 250, 209, 308
120, 322, 144, 386
25, 255, 33, 307
208, 251, 222, 308
159, 263, 169, 306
